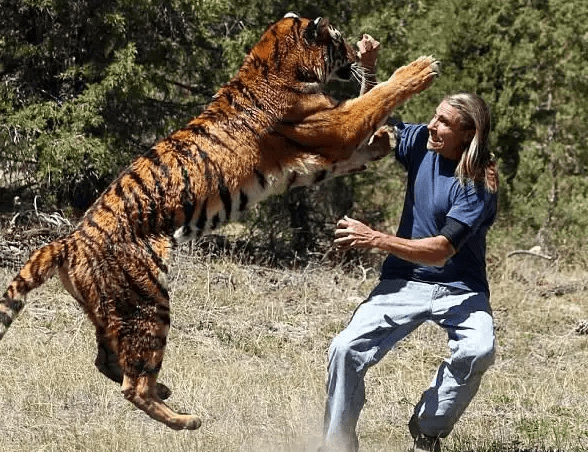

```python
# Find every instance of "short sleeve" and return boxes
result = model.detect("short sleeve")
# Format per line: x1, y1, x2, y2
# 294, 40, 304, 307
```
394, 122, 429, 169
447, 184, 496, 234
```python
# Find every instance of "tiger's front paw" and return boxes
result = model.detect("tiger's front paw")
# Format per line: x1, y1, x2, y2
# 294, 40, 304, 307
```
368, 125, 397, 158
388, 55, 440, 92
331, 127, 393, 176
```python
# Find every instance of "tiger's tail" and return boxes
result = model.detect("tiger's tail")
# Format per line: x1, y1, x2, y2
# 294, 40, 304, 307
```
0, 239, 66, 340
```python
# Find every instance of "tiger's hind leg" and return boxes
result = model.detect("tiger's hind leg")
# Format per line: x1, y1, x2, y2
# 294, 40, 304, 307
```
95, 328, 172, 400
119, 324, 201, 430
108, 239, 198, 429
116, 287, 200, 430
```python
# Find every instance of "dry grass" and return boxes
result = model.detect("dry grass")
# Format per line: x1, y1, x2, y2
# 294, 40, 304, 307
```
0, 241, 587, 452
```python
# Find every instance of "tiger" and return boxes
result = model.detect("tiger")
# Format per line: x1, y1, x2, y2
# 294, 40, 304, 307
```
0, 13, 438, 430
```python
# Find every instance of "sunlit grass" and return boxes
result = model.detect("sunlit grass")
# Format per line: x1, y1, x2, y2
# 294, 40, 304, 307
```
0, 244, 586, 451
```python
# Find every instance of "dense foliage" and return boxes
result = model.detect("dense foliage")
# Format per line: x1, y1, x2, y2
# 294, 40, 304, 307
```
1, 0, 587, 260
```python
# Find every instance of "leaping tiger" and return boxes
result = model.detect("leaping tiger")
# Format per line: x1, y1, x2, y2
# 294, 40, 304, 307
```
0, 13, 438, 430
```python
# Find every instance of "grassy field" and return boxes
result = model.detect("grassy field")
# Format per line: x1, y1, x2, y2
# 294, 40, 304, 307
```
0, 239, 587, 452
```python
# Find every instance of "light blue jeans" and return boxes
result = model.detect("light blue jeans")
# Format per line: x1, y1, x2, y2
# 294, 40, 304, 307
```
323, 279, 495, 451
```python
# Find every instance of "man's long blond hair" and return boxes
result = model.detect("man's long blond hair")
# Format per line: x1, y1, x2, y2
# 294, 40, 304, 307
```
444, 93, 498, 193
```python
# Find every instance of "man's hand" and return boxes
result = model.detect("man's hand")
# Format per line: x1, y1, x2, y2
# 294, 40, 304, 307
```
334, 216, 382, 250
357, 34, 380, 95
357, 34, 380, 71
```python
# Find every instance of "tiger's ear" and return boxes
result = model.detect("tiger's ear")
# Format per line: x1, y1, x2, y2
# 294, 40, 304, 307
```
305, 17, 332, 44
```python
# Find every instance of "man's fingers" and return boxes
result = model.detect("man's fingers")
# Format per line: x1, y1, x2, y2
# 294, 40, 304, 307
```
337, 216, 354, 228
334, 236, 351, 246
334, 237, 353, 250
334, 227, 355, 238
358, 34, 380, 51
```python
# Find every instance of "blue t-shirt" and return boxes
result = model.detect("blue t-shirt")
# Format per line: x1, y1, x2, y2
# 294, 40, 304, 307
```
380, 123, 497, 295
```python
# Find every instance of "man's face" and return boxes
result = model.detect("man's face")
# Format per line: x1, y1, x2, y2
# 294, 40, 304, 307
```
427, 101, 472, 161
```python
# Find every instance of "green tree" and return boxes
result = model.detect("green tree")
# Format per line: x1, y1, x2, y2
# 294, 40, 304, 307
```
0, 0, 236, 208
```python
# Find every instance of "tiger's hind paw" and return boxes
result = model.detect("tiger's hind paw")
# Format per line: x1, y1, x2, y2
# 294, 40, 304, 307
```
185, 415, 202, 430
122, 374, 201, 430
168, 414, 202, 430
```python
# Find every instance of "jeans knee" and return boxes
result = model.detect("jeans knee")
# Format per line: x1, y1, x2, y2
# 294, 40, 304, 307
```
328, 332, 367, 374
452, 339, 495, 381
328, 333, 352, 363
474, 339, 496, 372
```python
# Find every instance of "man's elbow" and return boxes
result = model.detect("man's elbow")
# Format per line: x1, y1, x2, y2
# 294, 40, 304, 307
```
430, 237, 456, 267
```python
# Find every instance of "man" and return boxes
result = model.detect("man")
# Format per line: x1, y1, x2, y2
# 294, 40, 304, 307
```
322, 37, 499, 452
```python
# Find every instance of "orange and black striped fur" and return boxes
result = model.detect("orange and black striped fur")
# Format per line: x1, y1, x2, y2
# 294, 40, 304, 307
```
0, 14, 438, 430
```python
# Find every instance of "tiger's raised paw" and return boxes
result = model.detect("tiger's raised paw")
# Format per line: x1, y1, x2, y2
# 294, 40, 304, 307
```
330, 125, 394, 176
388, 55, 440, 92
